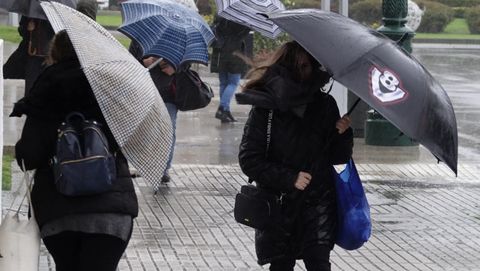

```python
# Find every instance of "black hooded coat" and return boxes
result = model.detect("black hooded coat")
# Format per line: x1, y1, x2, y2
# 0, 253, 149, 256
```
237, 65, 353, 265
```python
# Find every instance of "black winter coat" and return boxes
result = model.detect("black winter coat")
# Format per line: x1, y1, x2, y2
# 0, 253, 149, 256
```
210, 16, 250, 75
237, 65, 353, 264
12, 59, 139, 227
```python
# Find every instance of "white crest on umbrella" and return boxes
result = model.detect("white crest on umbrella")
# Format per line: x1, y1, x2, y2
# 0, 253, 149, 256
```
41, 2, 173, 189
370, 66, 408, 104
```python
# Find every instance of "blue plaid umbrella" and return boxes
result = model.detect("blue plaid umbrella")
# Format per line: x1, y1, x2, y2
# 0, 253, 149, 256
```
119, 0, 214, 68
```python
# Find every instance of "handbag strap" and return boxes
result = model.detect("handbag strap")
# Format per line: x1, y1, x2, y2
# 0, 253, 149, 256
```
9, 161, 35, 218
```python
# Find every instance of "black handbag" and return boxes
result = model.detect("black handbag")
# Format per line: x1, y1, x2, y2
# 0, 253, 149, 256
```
234, 110, 282, 230
234, 184, 282, 230
174, 68, 214, 111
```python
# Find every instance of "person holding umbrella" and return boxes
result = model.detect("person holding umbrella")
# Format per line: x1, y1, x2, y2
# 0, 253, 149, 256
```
2, 16, 54, 95
2, 0, 97, 96
129, 41, 211, 186
237, 41, 353, 270
211, 15, 251, 123
121, 0, 215, 186
12, 30, 138, 271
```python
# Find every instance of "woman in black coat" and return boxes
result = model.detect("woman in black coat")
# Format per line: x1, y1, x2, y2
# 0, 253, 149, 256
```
237, 41, 353, 270
12, 30, 138, 271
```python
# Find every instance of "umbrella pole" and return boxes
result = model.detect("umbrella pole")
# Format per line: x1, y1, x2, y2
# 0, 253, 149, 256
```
346, 98, 361, 116
147, 57, 164, 70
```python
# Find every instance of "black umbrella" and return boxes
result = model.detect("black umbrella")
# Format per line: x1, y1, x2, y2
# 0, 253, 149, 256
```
0, 0, 77, 20
267, 9, 458, 174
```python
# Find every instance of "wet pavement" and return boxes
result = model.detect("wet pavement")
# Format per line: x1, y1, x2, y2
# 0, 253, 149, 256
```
2, 40, 480, 270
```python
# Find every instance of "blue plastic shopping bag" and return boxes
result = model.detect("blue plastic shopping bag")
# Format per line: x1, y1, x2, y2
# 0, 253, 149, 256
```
334, 159, 371, 250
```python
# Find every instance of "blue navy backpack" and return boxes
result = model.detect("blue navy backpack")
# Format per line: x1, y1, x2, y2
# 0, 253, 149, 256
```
52, 112, 116, 196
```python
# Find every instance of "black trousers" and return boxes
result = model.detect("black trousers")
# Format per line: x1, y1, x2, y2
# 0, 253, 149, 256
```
269, 244, 331, 271
43, 231, 130, 271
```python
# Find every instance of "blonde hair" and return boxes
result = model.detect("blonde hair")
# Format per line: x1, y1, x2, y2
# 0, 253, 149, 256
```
243, 41, 318, 91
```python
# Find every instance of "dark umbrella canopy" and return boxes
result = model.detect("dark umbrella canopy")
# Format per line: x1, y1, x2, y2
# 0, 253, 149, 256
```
0, 0, 77, 19
267, 9, 458, 174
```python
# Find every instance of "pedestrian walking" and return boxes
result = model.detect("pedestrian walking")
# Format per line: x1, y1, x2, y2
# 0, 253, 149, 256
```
237, 41, 353, 270
11, 30, 138, 271
211, 15, 250, 123
129, 41, 210, 186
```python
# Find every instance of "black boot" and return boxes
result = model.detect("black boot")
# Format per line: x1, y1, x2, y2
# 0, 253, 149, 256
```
224, 110, 237, 122
161, 172, 171, 183
215, 106, 231, 123
215, 106, 223, 119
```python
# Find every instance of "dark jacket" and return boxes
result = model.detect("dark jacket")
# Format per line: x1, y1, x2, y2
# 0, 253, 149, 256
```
129, 41, 201, 104
12, 59, 139, 227
237, 65, 353, 264
129, 41, 175, 103
210, 16, 250, 74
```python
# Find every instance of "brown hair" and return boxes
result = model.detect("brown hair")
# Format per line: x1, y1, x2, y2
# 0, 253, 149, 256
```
46, 30, 77, 65
243, 41, 318, 91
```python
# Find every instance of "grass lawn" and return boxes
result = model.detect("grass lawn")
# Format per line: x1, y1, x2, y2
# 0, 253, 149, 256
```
443, 18, 470, 35
117, 35, 131, 48
415, 18, 480, 39
0, 25, 22, 43
1, 16, 479, 47
0, 24, 132, 47
2, 154, 14, 191
96, 12, 122, 28
415, 33, 480, 39
97, 14, 122, 27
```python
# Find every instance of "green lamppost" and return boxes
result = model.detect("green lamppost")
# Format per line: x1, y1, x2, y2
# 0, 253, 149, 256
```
364, 0, 418, 146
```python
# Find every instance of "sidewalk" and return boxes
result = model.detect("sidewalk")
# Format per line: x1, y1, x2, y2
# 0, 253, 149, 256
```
6, 161, 479, 271
2, 40, 480, 270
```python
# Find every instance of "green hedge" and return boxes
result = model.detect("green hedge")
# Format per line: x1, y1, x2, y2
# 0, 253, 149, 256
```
466, 6, 480, 33
453, 7, 468, 17
434, 0, 480, 7
350, 0, 382, 27
416, 1, 454, 32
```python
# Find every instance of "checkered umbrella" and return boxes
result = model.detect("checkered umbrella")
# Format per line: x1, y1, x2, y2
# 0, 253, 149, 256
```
0, 0, 77, 20
40, 1, 173, 190
215, 0, 285, 39
119, 0, 214, 69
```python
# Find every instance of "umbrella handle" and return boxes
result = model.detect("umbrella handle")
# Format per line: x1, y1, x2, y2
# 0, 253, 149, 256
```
147, 57, 164, 70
